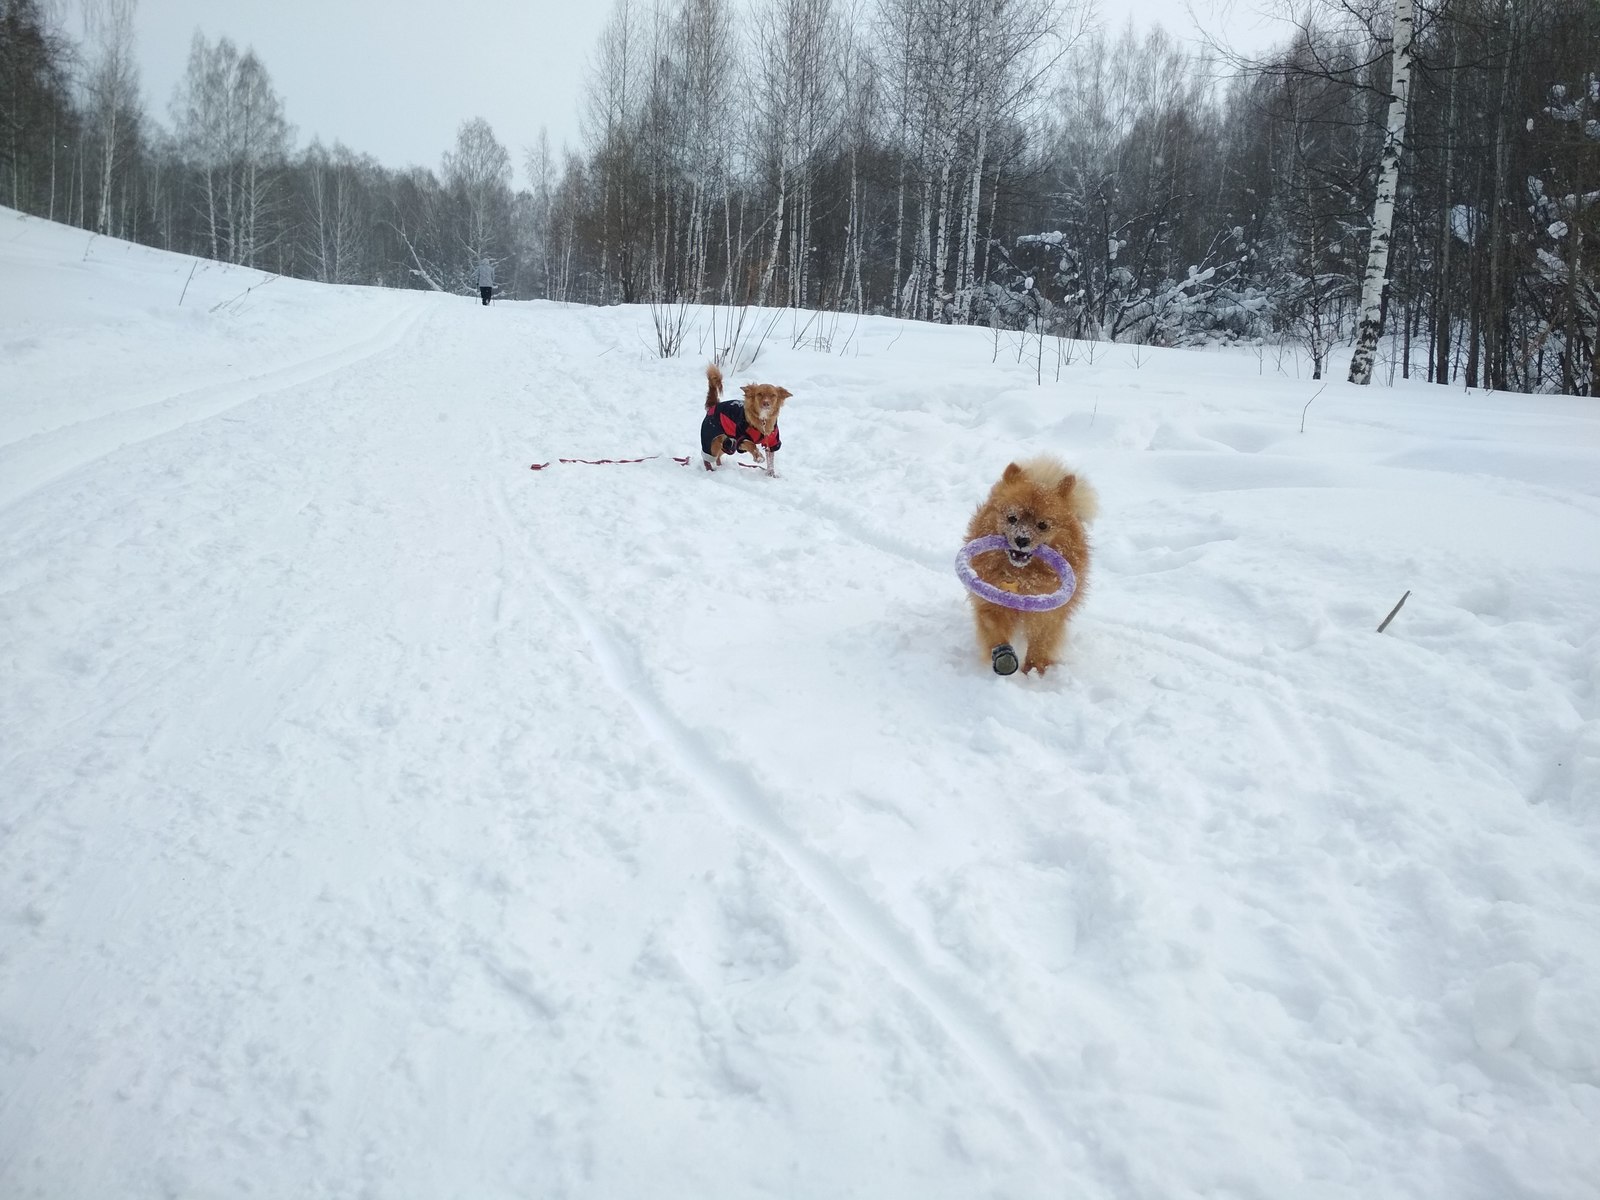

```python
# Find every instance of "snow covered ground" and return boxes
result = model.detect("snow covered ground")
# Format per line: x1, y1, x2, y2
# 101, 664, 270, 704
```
2, 205, 1598, 1199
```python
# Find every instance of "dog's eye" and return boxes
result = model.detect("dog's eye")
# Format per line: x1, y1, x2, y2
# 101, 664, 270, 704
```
1006, 515, 1018, 525
1036, 521, 1048, 532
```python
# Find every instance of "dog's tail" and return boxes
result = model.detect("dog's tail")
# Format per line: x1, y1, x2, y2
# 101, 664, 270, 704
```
1019, 454, 1100, 525
705, 363, 723, 413
1066, 477, 1100, 526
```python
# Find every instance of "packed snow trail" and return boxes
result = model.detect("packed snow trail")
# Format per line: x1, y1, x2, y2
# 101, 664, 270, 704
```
2, 284, 1091, 1196
3, 211, 1598, 1199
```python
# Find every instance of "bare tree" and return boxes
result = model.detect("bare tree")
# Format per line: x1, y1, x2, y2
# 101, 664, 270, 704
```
833, 0, 876, 311
442, 116, 512, 288
582, 0, 646, 301
523, 126, 556, 298
676, 0, 737, 301
749, 0, 842, 307
300, 139, 368, 283
80, 0, 140, 237
233, 48, 291, 264
1, 0, 77, 216
170, 33, 291, 264
880, 0, 1077, 322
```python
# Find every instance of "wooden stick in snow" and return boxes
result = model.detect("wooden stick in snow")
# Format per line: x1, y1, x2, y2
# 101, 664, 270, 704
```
1300, 384, 1327, 434
1377, 590, 1411, 633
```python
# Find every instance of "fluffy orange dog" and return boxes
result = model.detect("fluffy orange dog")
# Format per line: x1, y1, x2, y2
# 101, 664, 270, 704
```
964, 455, 1097, 675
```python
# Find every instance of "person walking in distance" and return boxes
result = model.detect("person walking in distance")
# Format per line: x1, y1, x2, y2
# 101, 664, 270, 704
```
477, 259, 495, 305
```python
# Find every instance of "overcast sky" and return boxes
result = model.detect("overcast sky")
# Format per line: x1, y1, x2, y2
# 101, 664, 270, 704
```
120, 0, 1286, 189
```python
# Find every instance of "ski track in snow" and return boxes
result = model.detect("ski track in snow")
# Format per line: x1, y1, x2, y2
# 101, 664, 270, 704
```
4, 209, 1600, 1199
483, 338, 1102, 1176
491, 462, 1077, 1156
0, 302, 425, 513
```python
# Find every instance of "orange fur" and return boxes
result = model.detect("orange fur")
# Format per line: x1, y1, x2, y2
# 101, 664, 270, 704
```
964, 455, 1097, 675
738, 382, 791, 444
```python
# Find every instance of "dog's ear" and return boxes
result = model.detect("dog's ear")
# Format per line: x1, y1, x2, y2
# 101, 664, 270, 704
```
776, 387, 792, 401
1056, 472, 1078, 497
740, 383, 757, 398
1002, 462, 1024, 482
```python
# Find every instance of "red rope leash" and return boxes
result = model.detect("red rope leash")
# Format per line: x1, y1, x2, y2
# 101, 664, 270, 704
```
529, 455, 686, 471
528, 455, 762, 471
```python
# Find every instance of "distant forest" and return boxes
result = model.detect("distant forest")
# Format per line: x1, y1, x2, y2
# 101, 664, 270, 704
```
2, 0, 1596, 393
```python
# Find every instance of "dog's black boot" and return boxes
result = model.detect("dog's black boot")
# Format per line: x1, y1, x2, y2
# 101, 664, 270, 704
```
991, 644, 1019, 676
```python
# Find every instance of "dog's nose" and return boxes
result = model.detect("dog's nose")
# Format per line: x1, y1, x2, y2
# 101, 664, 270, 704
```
1014, 534, 1032, 548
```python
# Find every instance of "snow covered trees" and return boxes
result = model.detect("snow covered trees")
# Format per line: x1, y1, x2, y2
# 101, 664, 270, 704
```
881, 0, 1074, 322
1027, 24, 1231, 343
1250, 30, 1372, 377
1525, 77, 1600, 395
542, 0, 1600, 388
5, 0, 1597, 392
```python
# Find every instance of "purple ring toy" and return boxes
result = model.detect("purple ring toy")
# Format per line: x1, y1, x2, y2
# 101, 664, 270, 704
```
955, 534, 1077, 612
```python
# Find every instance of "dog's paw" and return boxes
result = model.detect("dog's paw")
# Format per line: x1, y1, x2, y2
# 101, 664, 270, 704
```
991, 644, 1019, 676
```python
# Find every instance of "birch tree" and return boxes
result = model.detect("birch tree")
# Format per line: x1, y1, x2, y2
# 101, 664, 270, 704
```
675, 0, 737, 300
442, 116, 512, 287
523, 127, 556, 298
300, 139, 368, 283
954, 0, 1077, 317
582, 0, 645, 301
232, 49, 291, 264
1347, 0, 1415, 384
171, 34, 291, 265
881, 0, 1074, 322
749, 0, 840, 307
81, 0, 140, 237
833, 0, 877, 311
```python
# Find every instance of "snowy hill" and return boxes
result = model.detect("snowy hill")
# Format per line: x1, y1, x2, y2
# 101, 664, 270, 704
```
2, 206, 1598, 1199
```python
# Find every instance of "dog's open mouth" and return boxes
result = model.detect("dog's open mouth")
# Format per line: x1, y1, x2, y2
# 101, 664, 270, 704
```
1006, 546, 1035, 567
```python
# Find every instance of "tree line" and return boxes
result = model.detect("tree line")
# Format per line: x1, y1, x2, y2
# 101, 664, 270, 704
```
2, 0, 1595, 394
0, 0, 529, 295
